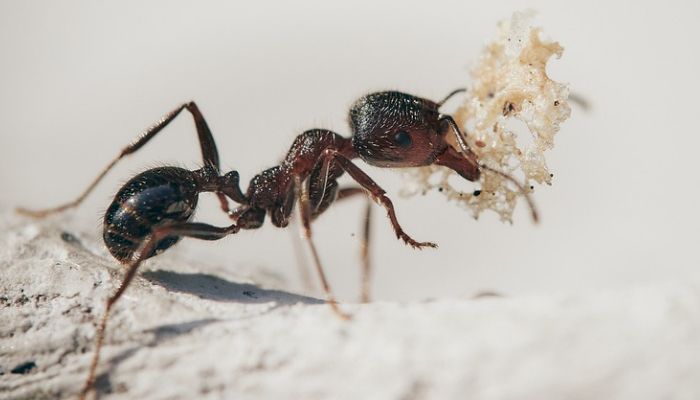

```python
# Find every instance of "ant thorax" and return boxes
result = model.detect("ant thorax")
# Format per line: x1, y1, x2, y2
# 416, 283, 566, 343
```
401, 11, 572, 223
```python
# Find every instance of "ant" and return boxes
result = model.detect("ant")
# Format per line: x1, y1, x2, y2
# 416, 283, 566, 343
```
17, 88, 537, 399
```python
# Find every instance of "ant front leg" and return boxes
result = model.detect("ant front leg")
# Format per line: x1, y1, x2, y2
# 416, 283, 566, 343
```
320, 149, 437, 250
293, 175, 352, 320
80, 221, 239, 400
18, 101, 234, 218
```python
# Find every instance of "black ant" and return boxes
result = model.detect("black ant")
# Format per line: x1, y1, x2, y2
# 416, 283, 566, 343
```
17, 89, 537, 399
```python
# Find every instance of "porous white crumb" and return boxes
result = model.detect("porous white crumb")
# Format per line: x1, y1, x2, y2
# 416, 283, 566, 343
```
402, 11, 571, 222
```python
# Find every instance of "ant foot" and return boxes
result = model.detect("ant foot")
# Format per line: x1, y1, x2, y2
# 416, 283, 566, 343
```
397, 232, 438, 249
327, 300, 352, 321
412, 240, 438, 250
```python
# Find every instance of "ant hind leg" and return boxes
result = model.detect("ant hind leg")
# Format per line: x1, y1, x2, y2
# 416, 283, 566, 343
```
79, 221, 239, 400
18, 101, 226, 218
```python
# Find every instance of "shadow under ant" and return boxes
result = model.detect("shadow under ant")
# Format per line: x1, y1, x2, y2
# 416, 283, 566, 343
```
90, 285, 315, 398
142, 269, 323, 305
93, 347, 139, 397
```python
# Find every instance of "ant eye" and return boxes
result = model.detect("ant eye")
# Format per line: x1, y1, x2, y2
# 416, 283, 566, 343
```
394, 131, 412, 148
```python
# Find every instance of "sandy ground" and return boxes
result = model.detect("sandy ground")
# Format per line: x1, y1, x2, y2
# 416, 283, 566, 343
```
1, 211, 700, 400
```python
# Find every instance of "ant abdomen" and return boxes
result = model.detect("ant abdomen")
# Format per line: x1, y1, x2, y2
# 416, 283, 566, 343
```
103, 166, 199, 262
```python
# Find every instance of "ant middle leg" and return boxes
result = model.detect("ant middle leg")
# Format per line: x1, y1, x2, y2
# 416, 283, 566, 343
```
293, 175, 351, 320
18, 101, 231, 218
336, 187, 373, 303
305, 163, 374, 302
80, 221, 240, 400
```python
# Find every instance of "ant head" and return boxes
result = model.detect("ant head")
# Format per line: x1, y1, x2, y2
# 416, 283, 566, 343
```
349, 91, 445, 167
349, 91, 480, 181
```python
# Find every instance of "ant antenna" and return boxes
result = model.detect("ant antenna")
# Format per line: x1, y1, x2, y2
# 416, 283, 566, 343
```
437, 88, 467, 107
440, 115, 539, 224
479, 164, 539, 223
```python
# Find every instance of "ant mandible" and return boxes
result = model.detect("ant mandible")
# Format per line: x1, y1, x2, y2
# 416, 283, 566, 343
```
18, 88, 537, 399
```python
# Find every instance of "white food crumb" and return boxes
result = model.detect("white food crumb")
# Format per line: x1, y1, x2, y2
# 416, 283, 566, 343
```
401, 11, 571, 222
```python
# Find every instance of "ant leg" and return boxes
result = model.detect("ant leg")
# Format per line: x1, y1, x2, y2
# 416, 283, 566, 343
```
18, 101, 227, 218
321, 149, 437, 249
336, 188, 373, 303
80, 221, 239, 400
216, 193, 234, 216
293, 175, 351, 320
288, 217, 314, 292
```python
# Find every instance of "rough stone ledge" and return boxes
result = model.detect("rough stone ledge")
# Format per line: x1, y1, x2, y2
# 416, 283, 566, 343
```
1, 213, 699, 400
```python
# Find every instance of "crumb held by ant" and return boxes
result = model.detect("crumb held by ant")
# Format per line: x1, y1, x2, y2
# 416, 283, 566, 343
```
401, 11, 570, 223
502, 101, 516, 116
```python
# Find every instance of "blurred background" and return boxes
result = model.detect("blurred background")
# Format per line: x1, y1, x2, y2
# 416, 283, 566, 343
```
1, 0, 698, 302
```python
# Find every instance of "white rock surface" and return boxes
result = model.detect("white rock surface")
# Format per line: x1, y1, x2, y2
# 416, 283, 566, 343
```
2, 211, 700, 400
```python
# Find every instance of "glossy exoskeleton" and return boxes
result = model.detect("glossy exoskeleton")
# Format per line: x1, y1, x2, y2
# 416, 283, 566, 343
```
18, 89, 537, 400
